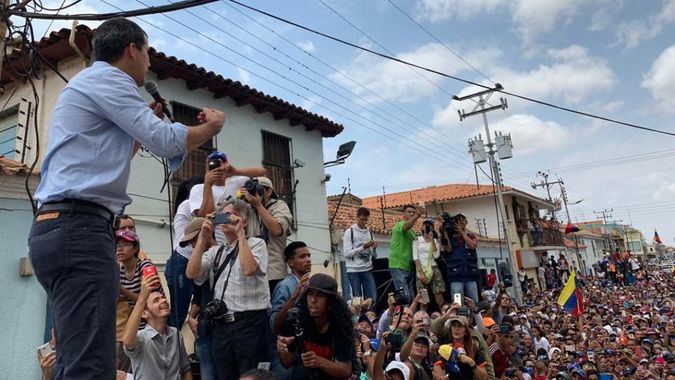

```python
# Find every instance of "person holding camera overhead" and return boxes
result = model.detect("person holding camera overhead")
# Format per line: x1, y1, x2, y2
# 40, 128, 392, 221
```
242, 176, 293, 294
188, 151, 266, 243
389, 205, 423, 306
186, 199, 270, 379
440, 213, 480, 303
276, 273, 355, 380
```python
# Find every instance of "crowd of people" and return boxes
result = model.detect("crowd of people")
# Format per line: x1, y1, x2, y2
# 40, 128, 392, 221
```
28, 17, 675, 380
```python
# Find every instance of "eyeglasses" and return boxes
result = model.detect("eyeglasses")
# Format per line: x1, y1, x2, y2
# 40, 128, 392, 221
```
116, 242, 134, 248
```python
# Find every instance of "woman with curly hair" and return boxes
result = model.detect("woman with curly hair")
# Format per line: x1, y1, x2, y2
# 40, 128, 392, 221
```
276, 273, 355, 379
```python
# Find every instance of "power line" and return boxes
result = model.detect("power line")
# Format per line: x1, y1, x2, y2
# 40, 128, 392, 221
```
8, 0, 218, 20
97, 0, 472, 174
166, 0, 470, 163
218, 0, 467, 149
131, 0, 470, 172
384, 0, 494, 85
226, 0, 675, 138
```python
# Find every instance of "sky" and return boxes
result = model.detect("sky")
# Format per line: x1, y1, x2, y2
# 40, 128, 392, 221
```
27, 0, 675, 245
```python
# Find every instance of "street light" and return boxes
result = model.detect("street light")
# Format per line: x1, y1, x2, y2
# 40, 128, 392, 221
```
324, 141, 356, 168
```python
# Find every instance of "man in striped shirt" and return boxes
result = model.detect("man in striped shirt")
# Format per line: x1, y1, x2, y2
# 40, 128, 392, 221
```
186, 198, 270, 379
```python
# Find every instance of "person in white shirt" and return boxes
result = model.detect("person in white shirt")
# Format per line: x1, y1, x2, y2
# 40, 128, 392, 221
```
342, 207, 377, 308
189, 151, 266, 243
531, 325, 550, 353
186, 199, 270, 379
413, 219, 445, 308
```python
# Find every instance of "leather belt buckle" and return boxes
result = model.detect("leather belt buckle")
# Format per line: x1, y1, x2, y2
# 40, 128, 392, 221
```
224, 313, 235, 323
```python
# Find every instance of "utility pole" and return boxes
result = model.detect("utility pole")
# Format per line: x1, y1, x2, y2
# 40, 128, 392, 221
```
558, 180, 583, 273
594, 209, 614, 252
531, 172, 563, 218
455, 83, 524, 304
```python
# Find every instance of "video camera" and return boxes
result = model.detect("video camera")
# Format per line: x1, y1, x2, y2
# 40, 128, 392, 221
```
440, 212, 459, 244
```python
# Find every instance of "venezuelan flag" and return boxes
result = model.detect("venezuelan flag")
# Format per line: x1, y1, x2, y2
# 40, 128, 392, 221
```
557, 270, 584, 316
564, 222, 581, 234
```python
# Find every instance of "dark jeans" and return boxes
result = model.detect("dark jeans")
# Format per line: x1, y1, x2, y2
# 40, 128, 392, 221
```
348, 271, 377, 307
166, 250, 193, 329
29, 212, 117, 379
196, 335, 218, 380
212, 310, 268, 379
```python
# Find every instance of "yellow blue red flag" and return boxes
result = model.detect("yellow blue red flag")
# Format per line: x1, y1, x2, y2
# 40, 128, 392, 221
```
557, 270, 584, 316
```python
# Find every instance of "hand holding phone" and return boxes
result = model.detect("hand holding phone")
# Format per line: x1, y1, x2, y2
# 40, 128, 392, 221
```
37, 342, 54, 358
141, 265, 159, 289
420, 289, 430, 304
453, 293, 463, 307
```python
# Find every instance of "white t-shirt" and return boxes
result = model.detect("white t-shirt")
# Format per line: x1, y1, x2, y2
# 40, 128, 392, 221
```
537, 266, 546, 278
534, 336, 550, 353
172, 200, 194, 259
188, 176, 248, 243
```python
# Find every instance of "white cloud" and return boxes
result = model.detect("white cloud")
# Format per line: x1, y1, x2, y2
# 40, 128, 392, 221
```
642, 45, 675, 110
296, 41, 316, 52
615, 0, 675, 48
331, 43, 501, 104
488, 114, 571, 155
433, 45, 614, 127
414, 0, 505, 22
236, 67, 251, 84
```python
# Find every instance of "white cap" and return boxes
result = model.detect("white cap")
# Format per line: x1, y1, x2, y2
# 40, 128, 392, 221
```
385, 361, 410, 380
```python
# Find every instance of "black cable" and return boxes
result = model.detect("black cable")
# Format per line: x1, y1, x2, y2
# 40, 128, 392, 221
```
32, 0, 82, 12
9, 0, 218, 20
170, 0, 470, 164
227, 0, 675, 138
25, 76, 40, 214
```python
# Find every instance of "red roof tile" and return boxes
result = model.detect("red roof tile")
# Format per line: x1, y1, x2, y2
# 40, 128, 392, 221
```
362, 184, 512, 210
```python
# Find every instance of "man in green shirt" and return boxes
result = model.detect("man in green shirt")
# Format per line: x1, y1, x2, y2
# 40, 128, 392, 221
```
389, 205, 421, 303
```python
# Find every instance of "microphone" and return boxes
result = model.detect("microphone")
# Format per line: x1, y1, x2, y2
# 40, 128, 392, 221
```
144, 81, 174, 122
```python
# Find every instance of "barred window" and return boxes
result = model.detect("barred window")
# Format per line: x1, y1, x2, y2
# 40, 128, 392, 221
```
171, 101, 214, 185
261, 130, 295, 221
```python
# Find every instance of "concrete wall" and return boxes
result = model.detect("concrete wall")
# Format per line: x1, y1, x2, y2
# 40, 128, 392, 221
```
0, 178, 44, 379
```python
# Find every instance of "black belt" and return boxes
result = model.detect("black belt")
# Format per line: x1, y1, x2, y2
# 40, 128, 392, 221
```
217, 309, 266, 324
38, 199, 119, 228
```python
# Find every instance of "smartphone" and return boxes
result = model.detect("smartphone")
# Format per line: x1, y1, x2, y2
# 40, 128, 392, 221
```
212, 212, 232, 225
141, 265, 157, 279
420, 289, 430, 304
37, 342, 54, 358
453, 293, 463, 306
587, 350, 595, 362
352, 296, 362, 307
208, 158, 221, 171
457, 307, 471, 317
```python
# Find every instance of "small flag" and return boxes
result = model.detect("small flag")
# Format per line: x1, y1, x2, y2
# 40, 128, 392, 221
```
557, 270, 584, 316
565, 222, 581, 234
654, 230, 662, 245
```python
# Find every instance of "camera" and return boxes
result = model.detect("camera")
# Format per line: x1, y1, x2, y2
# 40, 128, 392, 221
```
243, 179, 265, 197
392, 287, 409, 306
201, 299, 228, 321
440, 212, 458, 244
208, 158, 221, 171
212, 212, 232, 225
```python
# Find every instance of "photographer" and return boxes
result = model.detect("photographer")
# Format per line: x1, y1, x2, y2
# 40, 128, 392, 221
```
276, 274, 355, 379
186, 199, 270, 379
242, 177, 293, 293
440, 213, 479, 303
343, 207, 378, 309
189, 151, 266, 241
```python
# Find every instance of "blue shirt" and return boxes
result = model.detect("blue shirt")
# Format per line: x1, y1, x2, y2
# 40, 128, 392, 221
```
269, 273, 300, 333
35, 61, 188, 214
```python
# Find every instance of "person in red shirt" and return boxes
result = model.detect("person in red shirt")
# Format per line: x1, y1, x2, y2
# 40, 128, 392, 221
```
486, 269, 497, 290
489, 324, 514, 378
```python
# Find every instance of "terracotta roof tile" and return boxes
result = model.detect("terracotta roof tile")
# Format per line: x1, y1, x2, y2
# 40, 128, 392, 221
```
362, 183, 512, 210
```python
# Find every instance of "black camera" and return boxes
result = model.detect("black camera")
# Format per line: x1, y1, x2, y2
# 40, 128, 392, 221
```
201, 299, 228, 321
440, 212, 458, 244
392, 287, 409, 306
212, 212, 232, 225
208, 158, 221, 171
244, 179, 265, 197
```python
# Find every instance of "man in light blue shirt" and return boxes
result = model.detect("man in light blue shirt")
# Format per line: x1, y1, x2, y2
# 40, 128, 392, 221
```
28, 18, 225, 379
269, 241, 312, 379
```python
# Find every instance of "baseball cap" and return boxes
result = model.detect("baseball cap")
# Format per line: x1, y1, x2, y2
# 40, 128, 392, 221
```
385, 361, 410, 380
448, 316, 468, 327
413, 332, 431, 346
116, 230, 139, 243
483, 317, 496, 328
179, 217, 206, 247
254, 176, 278, 198
207, 151, 228, 162
307, 273, 338, 296
357, 314, 371, 324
